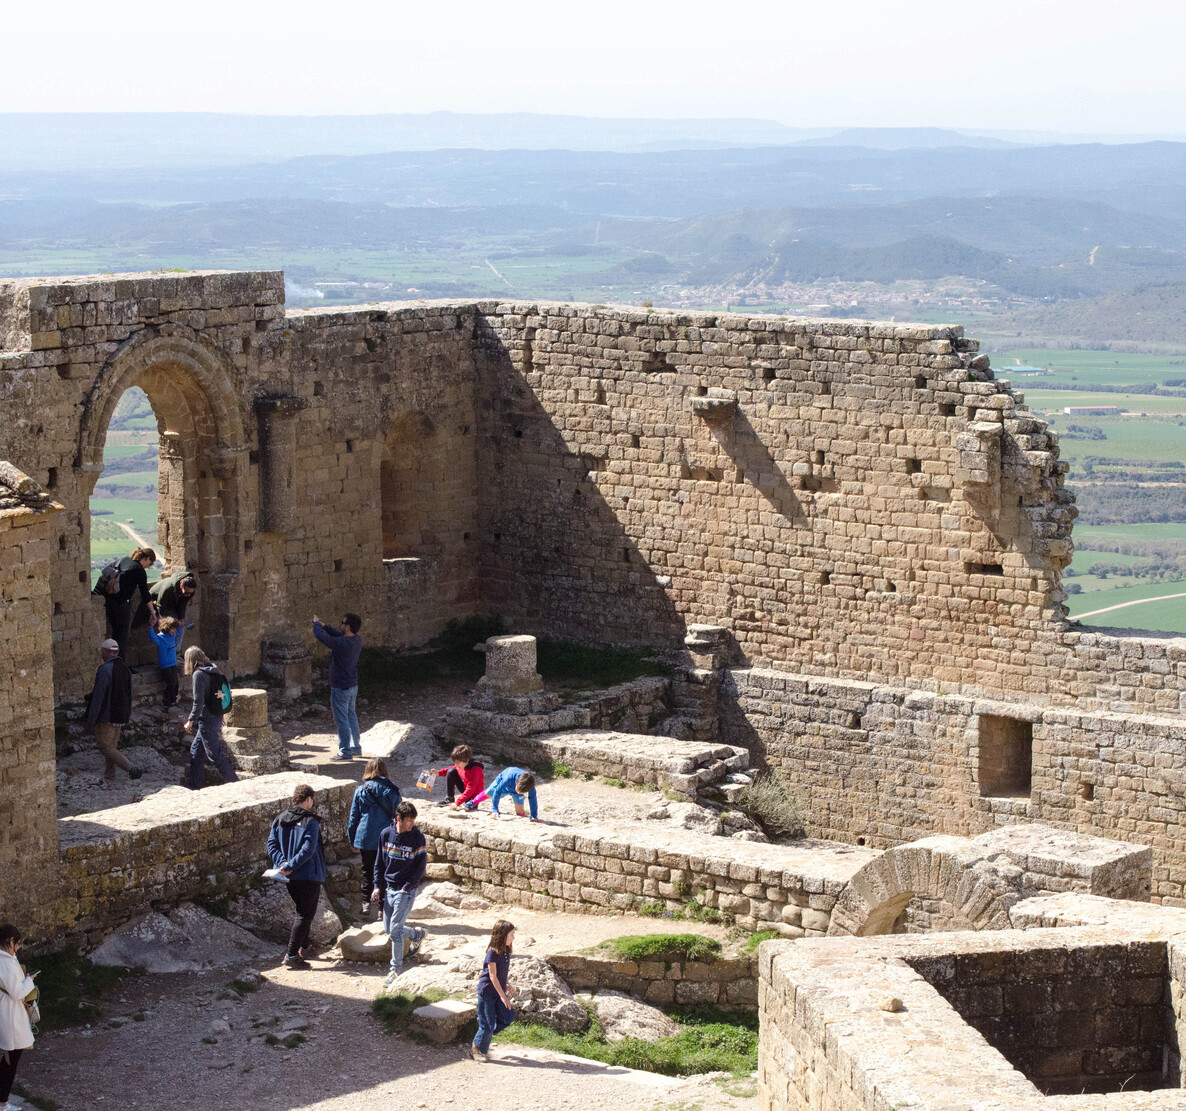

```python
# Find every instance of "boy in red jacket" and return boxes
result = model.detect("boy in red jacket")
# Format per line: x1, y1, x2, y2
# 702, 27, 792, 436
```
435, 744, 484, 808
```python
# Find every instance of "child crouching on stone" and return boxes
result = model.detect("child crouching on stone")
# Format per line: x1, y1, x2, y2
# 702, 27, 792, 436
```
471, 919, 516, 1062
464, 767, 538, 821
434, 743, 484, 807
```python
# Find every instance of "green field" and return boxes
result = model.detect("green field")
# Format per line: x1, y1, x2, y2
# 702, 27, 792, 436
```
1026, 390, 1186, 416
1073, 522, 1186, 546
993, 349, 1186, 388
1047, 418, 1186, 466
1066, 575, 1186, 633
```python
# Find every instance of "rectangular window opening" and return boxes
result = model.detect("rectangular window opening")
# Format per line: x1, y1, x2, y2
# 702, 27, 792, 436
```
966, 561, 1004, 576
978, 715, 1033, 798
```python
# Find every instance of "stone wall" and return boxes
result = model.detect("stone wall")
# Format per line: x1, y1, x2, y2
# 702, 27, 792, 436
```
43, 773, 355, 947
724, 667, 1186, 906
0, 465, 62, 928
547, 950, 757, 1008
758, 917, 1186, 1110
419, 810, 874, 933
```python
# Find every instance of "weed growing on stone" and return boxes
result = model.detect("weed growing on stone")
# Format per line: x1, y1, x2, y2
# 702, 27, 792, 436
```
740, 929, 781, 954
495, 1006, 758, 1076
538, 758, 572, 779
602, 776, 628, 788
600, 934, 721, 963
734, 770, 806, 840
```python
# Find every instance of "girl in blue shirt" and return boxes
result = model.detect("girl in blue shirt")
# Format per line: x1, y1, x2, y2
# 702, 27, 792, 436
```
471, 919, 516, 1061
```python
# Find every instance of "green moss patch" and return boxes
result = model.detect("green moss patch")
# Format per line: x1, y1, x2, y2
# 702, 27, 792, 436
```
599, 933, 721, 963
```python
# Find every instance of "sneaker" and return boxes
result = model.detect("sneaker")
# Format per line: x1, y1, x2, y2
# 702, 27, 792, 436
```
383, 970, 400, 986
437, 799, 454, 807
470, 1045, 488, 1062
462, 801, 477, 812
330, 753, 351, 762
406, 928, 425, 959
128, 767, 144, 781
361, 900, 371, 915
283, 954, 310, 970
350, 747, 363, 758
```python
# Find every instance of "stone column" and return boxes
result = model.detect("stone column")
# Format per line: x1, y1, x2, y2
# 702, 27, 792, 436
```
472, 634, 557, 713
222, 688, 285, 775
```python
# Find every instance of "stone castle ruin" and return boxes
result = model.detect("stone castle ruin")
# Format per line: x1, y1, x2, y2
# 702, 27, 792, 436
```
4, 269, 1186, 1108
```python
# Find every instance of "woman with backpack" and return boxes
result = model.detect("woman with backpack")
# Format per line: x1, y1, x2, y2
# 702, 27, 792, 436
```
183, 646, 239, 790
97, 546, 157, 660
347, 758, 402, 917
0, 924, 36, 1111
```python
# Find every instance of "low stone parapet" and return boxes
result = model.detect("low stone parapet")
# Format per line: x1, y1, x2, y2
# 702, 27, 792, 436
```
53, 772, 354, 946
417, 810, 876, 934
547, 950, 757, 1008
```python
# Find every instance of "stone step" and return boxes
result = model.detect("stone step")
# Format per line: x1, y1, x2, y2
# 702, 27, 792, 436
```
412, 999, 477, 1043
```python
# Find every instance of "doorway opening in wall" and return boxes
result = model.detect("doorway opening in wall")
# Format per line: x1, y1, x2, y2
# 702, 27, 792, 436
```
89, 386, 160, 589
89, 386, 162, 669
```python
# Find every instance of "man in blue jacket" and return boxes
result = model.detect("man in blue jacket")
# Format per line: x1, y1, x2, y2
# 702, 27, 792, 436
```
267, 784, 327, 970
313, 613, 363, 760
371, 800, 427, 986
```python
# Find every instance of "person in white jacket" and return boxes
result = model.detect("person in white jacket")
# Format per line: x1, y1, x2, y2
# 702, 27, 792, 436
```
0, 924, 35, 1111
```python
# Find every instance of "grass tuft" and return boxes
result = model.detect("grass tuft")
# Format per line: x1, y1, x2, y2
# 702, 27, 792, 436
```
601, 934, 721, 963
741, 929, 781, 954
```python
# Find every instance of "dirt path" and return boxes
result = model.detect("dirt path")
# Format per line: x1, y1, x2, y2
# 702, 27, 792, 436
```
1073, 590, 1186, 620
116, 519, 151, 548
19, 905, 752, 1111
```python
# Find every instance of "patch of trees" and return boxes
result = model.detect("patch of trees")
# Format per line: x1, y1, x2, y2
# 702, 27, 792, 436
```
1070, 483, 1186, 525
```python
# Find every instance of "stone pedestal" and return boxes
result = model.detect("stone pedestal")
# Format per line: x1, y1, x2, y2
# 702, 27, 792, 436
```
472, 635, 558, 713
261, 635, 312, 699
223, 688, 285, 775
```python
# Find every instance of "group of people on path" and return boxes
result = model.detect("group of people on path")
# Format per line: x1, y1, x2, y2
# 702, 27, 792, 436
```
267, 773, 520, 1064
87, 547, 236, 789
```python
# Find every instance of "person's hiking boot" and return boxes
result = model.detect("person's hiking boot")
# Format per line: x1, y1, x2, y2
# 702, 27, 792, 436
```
128, 767, 144, 781
470, 1045, 488, 1062
283, 953, 311, 970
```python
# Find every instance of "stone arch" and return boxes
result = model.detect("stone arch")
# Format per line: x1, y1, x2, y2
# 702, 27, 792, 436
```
828, 835, 1021, 937
69, 330, 248, 666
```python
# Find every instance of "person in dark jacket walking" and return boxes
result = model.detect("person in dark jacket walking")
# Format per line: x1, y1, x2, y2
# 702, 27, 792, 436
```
267, 784, 327, 970
85, 638, 143, 781
104, 547, 157, 659
347, 759, 401, 917
182, 646, 239, 790
313, 613, 363, 760
372, 800, 427, 986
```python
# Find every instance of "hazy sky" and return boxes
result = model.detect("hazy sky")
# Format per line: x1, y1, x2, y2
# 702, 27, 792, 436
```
6, 0, 1185, 133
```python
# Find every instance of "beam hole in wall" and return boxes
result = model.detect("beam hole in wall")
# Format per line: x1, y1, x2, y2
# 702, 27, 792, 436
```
594, 385, 607, 405
56, 365, 70, 381
811, 450, 825, 465
978, 715, 1033, 798
906, 458, 922, 474
938, 402, 955, 416
631, 435, 641, 449
819, 570, 831, 586
965, 561, 1004, 576
333, 559, 343, 573
313, 381, 325, 397
58, 534, 67, 551
47, 467, 58, 489
914, 375, 926, 389
241, 336, 250, 355
53, 602, 62, 615
345, 440, 354, 454
696, 385, 708, 396
249, 450, 260, 465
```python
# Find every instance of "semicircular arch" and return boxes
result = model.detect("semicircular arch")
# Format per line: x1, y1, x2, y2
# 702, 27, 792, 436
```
76, 330, 247, 471
828, 836, 1021, 937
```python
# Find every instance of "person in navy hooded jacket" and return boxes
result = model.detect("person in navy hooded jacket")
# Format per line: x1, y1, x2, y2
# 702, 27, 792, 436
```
267, 783, 327, 970
347, 758, 401, 916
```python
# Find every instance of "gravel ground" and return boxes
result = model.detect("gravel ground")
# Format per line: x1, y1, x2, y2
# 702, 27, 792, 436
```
19, 905, 755, 1111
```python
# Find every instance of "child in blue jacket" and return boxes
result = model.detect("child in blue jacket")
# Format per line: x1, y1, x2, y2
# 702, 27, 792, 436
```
347, 758, 402, 916
466, 767, 538, 821
147, 614, 186, 707
267, 784, 327, 970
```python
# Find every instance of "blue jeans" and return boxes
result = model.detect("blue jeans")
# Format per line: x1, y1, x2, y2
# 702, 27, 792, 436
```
382, 888, 417, 973
474, 992, 515, 1054
331, 685, 360, 756
190, 715, 239, 790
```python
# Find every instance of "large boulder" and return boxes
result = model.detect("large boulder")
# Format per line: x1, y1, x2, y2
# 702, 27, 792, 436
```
337, 921, 392, 963
591, 990, 679, 1042
508, 955, 589, 1033
89, 903, 272, 973
359, 721, 438, 764
227, 880, 342, 948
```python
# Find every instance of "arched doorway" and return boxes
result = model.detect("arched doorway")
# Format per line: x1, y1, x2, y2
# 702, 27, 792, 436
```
60, 332, 248, 695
